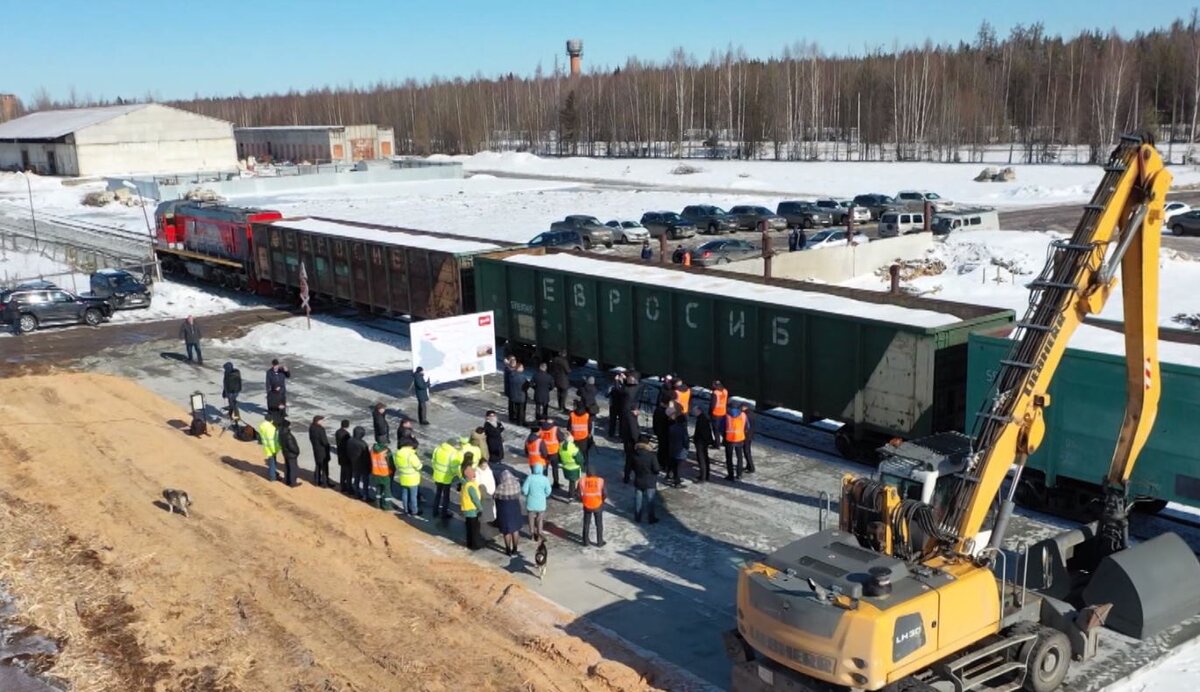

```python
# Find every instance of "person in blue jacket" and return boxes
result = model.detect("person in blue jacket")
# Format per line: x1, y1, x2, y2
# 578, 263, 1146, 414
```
521, 464, 552, 541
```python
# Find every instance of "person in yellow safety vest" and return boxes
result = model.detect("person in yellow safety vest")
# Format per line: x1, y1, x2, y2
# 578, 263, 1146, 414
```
431, 438, 462, 526
393, 440, 423, 516
579, 465, 607, 547
459, 436, 484, 470
559, 437, 582, 502
258, 415, 280, 482
568, 400, 594, 465
723, 404, 748, 481
538, 419, 567, 492
368, 442, 394, 510
460, 462, 483, 551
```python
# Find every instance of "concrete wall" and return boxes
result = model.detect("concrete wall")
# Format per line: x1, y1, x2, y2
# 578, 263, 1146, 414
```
0, 140, 80, 175
73, 104, 236, 176
716, 233, 934, 283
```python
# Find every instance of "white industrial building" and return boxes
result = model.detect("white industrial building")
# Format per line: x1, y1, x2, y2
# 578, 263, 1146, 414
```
234, 124, 395, 164
0, 103, 237, 177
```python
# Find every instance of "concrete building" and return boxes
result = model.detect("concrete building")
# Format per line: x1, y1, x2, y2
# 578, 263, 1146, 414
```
234, 124, 395, 164
0, 103, 236, 176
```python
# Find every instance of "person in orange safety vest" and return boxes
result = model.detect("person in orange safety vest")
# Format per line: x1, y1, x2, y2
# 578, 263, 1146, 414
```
579, 465, 607, 547
723, 403, 748, 481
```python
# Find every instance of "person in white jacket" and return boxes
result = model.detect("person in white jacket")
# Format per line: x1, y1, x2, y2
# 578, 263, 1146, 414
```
475, 459, 497, 525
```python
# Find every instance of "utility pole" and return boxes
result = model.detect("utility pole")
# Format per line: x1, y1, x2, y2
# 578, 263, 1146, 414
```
21, 171, 38, 249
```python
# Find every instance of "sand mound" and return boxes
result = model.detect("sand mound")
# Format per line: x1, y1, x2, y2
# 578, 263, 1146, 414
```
0, 373, 696, 691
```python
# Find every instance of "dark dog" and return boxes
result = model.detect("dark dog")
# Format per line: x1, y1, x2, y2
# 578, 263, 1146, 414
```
162, 489, 193, 517
534, 538, 549, 580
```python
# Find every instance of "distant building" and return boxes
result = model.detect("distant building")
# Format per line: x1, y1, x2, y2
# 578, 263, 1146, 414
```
0, 94, 19, 123
0, 103, 237, 176
234, 124, 396, 164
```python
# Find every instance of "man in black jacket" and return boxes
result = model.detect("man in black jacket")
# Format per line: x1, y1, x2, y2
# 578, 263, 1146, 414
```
179, 316, 202, 364
334, 419, 352, 493
631, 435, 661, 523
532, 362, 554, 420
221, 362, 242, 419
607, 372, 626, 438
620, 375, 642, 483
579, 376, 599, 416
549, 351, 571, 411
265, 359, 290, 395
506, 362, 527, 425
345, 426, 370, 500
308, 415, 332, 488
279, 418, 301, 488
371, 402, 389, 445
411, 366, 431, 425
483, 410, 505, 462
743, 407, 757, 474
266, 385, 287, 416
691, 406, 715, 482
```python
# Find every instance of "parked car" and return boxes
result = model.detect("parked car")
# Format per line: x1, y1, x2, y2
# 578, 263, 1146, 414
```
776, 200, 834, 229
0, 285, 114, 333
852, 193, 900, 220
1165, 201, 1192, 220
604, 219, 651, 244
727, 205, 787, 231
680, 205, 738, 234
528, 230, 587, 251
878, 211, 927, 238
89, 268, 151, 310
896, 190, 954, 213
931, 209, 1000, 236
640, 211, 697, 240
549, 215, 614, 249
1167, 210, 1200, 236
674, 238, 760, 267
806, 229, 867, 250
814, 198, 869, 225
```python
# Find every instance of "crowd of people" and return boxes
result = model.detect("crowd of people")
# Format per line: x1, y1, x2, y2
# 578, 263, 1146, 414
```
213, 340, 757, 559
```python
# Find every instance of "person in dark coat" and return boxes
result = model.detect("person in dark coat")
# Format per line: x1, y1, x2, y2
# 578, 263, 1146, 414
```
483, 410, 505, 461
266, 385, 286, 416
652, 396, 671, 472
265, 359, 290, 395
371, 402, 389, 444
179, 316, 202, 364
279, 418, 301, 487
579, 376, 599, 416
620, 375, 642, 484
640, 241, 653, 261
345, 426, 370, 500
631, 436, 660, 523
507, 362, 527, 425
308, 415, 332, 488
666, 408, 689, 486
607, 372, 626, 438
334, 419, 352, 493
549, 351, 571, 411
691, 406, 715, 482
411, 367, 430, 425
743, 407, 757, 474
221, 362, 242, 419
531, 362, 554, 420
501, 356, 516, 421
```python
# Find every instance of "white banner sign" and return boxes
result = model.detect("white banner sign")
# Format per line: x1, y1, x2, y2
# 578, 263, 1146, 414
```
411, 311, 497, 385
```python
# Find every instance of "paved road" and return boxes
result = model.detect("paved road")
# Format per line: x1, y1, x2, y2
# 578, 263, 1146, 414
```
998, 193, 1200, 254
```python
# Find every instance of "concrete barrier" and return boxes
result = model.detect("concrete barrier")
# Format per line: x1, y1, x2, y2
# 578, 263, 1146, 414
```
715, 233, 934, 283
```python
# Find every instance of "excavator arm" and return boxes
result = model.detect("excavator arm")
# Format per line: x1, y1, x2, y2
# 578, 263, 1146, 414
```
945, 136, 1170, 556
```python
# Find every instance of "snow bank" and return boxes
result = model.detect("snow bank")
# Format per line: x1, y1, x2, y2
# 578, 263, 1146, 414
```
505, 252, 961, 328
215, 316, 411, 373
1110, 637, 1200, 691
109, 281, 249, 324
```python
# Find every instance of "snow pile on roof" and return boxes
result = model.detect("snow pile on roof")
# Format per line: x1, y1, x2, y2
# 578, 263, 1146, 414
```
0, 103, 148, 140
274, 217, 501, 253
215, 316, 411, 373
505, 252, 961, 328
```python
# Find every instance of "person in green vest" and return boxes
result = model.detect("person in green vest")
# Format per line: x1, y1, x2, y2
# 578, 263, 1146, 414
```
257, 414, 280, 482
459, 435, 484, 470
393, 438, 423, 516
559, 437, 582, 502
431, 437, 462, 526
460, 461, 483, 551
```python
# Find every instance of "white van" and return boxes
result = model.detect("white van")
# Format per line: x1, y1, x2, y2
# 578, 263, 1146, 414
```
931, 209, 1000, 235
877, 211, 926, 238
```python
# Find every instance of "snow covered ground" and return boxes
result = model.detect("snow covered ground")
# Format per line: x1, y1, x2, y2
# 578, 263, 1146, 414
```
446, 151, 1200, 209
214, 315, 410, 373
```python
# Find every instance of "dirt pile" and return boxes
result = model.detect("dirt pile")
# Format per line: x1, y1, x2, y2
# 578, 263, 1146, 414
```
0, 373, 697, 692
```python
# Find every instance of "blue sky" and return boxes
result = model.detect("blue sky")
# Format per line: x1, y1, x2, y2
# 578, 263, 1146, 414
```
6, 0, 1196, 103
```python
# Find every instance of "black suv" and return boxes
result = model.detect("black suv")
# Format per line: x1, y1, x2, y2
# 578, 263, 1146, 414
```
90, 269, 152, 310
776, 201, 833, 229
680, 205, 738, 234
727, 205, 787, 231
640, 211, 697, 240
528, 230, 586, 251
1, 283, 114, 333
852, 193, 900, 220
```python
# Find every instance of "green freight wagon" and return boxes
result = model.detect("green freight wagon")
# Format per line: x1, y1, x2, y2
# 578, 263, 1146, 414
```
475, 250, 1014, 456
968, 328, 1200, 511
251, 217, 510, 319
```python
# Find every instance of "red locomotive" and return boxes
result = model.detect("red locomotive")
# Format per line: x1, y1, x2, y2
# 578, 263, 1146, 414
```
154, 201, 282, 292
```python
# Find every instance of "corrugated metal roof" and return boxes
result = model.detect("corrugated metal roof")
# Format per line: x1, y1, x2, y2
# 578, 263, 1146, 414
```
0, 103, 150, 140
235, 125, 344, 131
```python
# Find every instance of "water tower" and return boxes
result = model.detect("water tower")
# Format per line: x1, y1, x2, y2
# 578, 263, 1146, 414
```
566, 39, 583, 77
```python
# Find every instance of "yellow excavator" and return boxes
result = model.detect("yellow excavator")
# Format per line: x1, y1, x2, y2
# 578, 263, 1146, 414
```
726, 135, 1200, 692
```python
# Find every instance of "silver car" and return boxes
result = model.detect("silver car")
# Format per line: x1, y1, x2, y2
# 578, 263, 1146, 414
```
604, 219, 651, 243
